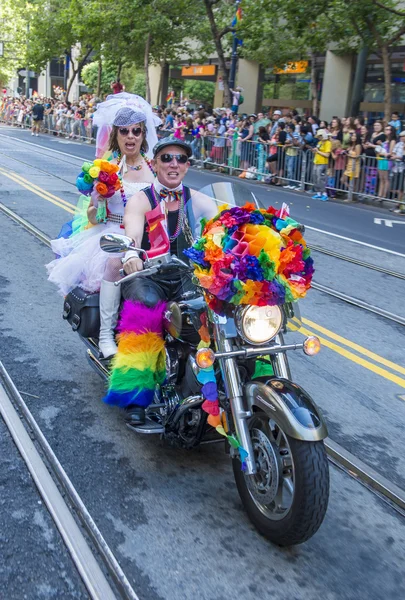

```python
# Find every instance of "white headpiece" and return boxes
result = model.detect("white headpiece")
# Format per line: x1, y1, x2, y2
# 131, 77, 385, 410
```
93, 92, 162, 159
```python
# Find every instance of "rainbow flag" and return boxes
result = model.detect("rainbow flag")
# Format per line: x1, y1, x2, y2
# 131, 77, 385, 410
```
166, 90, 174, 107
232, 1, 242, 26
232, 1, 243, 45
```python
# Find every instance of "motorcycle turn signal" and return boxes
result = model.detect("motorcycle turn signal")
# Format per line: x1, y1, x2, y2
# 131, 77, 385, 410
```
303, 336, 321, 356
196, 348, 216, 369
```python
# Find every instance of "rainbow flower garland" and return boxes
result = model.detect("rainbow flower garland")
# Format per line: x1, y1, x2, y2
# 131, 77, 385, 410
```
184, 202, 314, 313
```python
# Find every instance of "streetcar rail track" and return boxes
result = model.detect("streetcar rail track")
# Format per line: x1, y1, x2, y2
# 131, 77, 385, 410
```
311, 282, 405, 326
309, 245, 405, 280
2, 200, 404, 328
1, 134, 405, 283
0, 362, 140, 600
0, 149, 79, 187
0, 201, 404, 542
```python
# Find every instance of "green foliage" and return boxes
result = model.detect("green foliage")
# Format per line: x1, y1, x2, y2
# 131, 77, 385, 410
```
81, 61, 117, 94
131, 72, 146, 97
183, 80, 215, 105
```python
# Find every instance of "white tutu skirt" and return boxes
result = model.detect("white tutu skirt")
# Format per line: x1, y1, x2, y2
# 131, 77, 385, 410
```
46, 222, 123, 296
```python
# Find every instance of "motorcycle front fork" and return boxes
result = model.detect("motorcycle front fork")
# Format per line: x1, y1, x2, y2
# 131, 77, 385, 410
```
218, 333, 292, 476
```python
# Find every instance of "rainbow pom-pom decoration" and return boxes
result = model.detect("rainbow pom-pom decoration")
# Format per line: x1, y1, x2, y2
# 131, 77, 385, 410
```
184, 202, 314, 312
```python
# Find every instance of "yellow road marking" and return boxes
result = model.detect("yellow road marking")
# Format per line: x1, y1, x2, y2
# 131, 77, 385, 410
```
0, 168, 75, 214
298, 324, 405, 389
0, 167, 76, 211
302, 318, 405, 377
2, 166, 405, 388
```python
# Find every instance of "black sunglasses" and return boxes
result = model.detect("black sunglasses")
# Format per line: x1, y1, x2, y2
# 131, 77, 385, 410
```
118, 127, 143, 137
158, 153, 188, 164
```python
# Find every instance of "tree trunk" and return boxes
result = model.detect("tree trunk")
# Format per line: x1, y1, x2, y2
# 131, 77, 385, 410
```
204, 0, 231, 106
96, 56, 102, 97
117, 61, 123, 80
381, 44, 392, 122
310, 51, 318, 117
66, 47, 93, 101
157, 60, 164, 106
144, 33, 151, 103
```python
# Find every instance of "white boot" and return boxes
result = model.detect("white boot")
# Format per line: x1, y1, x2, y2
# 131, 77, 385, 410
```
98, 280, 121, 358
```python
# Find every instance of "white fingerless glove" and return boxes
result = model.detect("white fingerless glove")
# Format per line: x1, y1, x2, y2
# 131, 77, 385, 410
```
122, 250, 140, 264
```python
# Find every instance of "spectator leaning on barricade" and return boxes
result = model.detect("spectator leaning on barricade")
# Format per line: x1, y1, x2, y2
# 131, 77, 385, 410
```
283, 122, 302, 190
376, 125, 396, 200
311, 129, 332, 201
389, 130, 405, 213
341, 132, 362, 201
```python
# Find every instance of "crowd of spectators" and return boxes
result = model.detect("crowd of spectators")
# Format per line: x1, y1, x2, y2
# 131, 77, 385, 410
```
1, 92, 404, 213
0, 93, 99, 141
157, 105, 405, 212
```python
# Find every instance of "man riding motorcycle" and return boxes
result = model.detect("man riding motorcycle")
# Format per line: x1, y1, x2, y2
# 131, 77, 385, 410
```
103, 138, 196, 426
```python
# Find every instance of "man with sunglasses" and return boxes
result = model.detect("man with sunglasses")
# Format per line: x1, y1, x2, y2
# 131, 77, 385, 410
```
104, 139, 198, 425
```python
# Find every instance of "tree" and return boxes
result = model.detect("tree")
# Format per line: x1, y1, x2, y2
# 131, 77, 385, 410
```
81, 60, 117, 95
240, 0, 332, 116
327, 0, 405, 120
203, 0, 236, 106
0, 0, 33, 89
183, 80, 215, 105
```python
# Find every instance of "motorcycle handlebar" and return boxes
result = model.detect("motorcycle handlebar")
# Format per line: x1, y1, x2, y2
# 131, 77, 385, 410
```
114, 264, 161, 286
114, 256, 193, 286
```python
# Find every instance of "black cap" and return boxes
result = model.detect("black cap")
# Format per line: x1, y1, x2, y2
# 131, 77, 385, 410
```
153, 138, 192, 158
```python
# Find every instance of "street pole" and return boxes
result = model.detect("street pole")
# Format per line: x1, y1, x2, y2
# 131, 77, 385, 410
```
63, 52, 70, 93
349, 47, 368, 119
228, 0, 240, 91
228, 34, 238, 91
26, 23, 30, 97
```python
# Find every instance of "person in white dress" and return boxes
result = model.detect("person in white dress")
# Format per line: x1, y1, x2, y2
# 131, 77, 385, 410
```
47, 97, 161, 358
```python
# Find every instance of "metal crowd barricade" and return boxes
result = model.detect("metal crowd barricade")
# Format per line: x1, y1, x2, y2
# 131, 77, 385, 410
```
197, 136, 400, 206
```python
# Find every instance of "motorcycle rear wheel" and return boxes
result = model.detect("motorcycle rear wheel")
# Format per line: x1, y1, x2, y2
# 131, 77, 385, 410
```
233, 411, 329, 546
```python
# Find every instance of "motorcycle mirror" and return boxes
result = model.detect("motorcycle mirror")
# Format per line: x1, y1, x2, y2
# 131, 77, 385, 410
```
100, 233, 138, 253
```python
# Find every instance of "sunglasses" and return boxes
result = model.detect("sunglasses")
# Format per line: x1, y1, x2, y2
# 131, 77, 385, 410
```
118, 127, 143, 137
158, 153, 188, 164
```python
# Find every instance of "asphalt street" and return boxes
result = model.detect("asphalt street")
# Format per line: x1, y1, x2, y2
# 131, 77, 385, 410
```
1, 125, 405, 599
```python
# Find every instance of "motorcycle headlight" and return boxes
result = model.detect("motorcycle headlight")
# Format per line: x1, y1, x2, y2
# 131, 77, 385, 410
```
236, 305, 283, 345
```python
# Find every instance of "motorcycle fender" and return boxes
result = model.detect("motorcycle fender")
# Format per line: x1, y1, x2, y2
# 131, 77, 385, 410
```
244, 379, 328, 441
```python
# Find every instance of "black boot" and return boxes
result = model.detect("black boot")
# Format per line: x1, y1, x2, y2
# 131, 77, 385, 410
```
124, 405, 146, 426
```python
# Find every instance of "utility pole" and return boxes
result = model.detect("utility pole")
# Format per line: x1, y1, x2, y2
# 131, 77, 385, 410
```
228, 0, 240, 91
26, 22, 30, 97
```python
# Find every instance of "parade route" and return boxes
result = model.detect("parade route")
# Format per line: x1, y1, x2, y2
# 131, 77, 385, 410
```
1, 127, 405, 599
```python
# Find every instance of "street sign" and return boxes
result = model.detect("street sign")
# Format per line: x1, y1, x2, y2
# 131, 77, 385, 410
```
18, 69, 36, 78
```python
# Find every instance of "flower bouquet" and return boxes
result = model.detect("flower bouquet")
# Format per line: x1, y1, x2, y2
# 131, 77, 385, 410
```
184, 202, 314, 313
76, 159, 120, 224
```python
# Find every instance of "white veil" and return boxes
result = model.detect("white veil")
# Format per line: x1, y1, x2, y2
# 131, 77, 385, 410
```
93, 92, 162, 158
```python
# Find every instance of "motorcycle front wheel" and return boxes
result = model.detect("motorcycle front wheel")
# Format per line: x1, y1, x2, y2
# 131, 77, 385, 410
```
233, 411, 329, 546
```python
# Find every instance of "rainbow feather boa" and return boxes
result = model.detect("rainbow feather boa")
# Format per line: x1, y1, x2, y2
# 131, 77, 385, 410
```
184, 202, 313, 313
103, 301, 167, 408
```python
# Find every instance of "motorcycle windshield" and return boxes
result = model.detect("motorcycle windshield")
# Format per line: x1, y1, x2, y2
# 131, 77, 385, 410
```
185, 181, 262, 242
183, 181, 302, 331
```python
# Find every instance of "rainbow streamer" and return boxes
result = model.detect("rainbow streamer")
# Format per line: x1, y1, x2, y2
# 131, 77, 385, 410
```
103, 301, 167, 408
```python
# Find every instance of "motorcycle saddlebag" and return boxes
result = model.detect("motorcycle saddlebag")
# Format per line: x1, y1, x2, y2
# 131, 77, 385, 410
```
63, 287, 100, 338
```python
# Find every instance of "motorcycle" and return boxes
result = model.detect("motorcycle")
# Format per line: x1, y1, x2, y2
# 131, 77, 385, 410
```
64, 182, 329, 546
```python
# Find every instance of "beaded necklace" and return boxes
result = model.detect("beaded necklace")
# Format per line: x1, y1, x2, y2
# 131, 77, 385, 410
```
117, 151, 155, 207
151, 184, 185, 242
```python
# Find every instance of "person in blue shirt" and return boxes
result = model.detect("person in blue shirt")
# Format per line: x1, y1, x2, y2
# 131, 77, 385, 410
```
164, 110, 176, 129
389, 111, 402, 136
